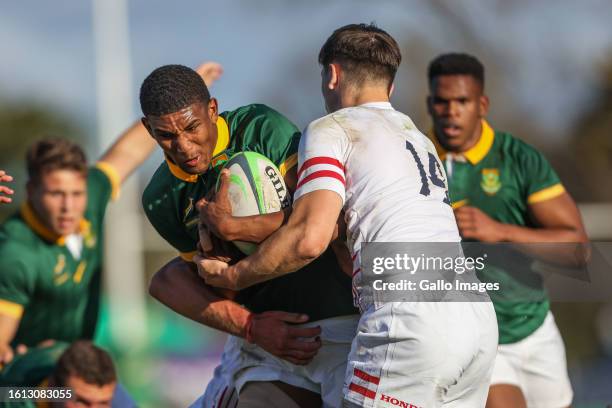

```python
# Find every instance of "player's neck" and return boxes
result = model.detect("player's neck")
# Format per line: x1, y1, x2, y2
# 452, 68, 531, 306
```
457, 121, 483, 154
339, 86, 390, 109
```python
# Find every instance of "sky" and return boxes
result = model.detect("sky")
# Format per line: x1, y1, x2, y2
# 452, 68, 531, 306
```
1, 0, 611, 153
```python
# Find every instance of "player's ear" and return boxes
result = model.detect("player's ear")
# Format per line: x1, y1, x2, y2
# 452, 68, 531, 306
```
141, 117, 154, 138
426, 95, 433, 116
388, 82, 395, 98
327, 63, 339, 90
207, 97, 219, 122
479, 94, 490, 118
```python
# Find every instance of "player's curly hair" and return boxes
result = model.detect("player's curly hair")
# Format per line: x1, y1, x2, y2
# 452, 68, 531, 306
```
140, 64, 210, 117
319, 23, 401, 87
428, 53, 485, 87
51, 340, 116, 387
26, 138, 87, 183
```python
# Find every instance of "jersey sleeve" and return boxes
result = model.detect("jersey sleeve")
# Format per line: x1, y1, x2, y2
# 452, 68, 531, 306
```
86, 164, 118, 222
0, 341, 69, 387
0, 244, 35, 318
142, 170, 198, 260
516, 141, 565, 204
293, 116, 349, 204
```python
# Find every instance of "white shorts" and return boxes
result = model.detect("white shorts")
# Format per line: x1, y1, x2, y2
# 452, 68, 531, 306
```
190, 315, 359, 408
490, 311, 573, 408
343, 302, 498, 408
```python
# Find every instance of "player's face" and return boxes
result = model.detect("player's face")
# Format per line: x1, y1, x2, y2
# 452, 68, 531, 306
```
63, 376, 115, 408
427, 75, 489, 152
143, 99, 219, 174
28, 169, 87, 236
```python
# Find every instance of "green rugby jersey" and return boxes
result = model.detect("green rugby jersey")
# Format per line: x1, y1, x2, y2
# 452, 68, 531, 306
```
434, 120, 565, 344
0, 342, 68, 387
0, 165, 119, 347
143, 104, 357, 320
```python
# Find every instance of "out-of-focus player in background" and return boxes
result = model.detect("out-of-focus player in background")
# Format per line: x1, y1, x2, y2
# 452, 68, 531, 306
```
0, 63, 222, 368
200, 23, 498, 407
0, 340, 120, 408
0, 170, 14, 204
0, 131, 155, 362
140, 64, 358, 407
426, 53, 587, 408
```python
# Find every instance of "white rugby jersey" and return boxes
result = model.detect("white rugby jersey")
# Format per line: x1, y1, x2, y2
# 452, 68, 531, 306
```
294, 102, 460, 308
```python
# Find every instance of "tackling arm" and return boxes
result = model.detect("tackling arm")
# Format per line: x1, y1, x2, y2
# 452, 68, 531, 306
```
149, 257, 322, 365
198, 165, 298, 243
198, 189, 343, 290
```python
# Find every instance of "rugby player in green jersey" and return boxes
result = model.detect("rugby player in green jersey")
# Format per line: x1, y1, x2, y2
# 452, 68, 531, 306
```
426, 53, 587, 408
0, 129, 157, 365
140, 64, 357, 407
0, 64, 223, 369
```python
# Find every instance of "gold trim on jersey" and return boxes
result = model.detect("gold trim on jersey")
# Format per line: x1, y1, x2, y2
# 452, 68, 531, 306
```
165, 116, 231, 183
527, 183, 565, 204
73, 261, 87, 283
451, 199, 469, 209
0, 299, 24, 318
20, 203, 91, 246
431, 120, 495, 165
279, 153, 298, 177
179, 251, 197, 262
213, 116, 230, 157
95, 161, 121, 200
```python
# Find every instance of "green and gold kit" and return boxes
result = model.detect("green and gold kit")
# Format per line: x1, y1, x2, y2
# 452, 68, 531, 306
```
434, 120, 565, 344
0, 342, 68, 387
143, 104, 357, 320
0, 165, 119, 347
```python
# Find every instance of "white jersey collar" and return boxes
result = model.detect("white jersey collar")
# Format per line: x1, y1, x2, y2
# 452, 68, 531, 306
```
358, 101, 394, 110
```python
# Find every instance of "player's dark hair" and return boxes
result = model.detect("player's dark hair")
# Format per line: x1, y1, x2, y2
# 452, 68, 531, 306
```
140, 64, 210, 116
428, 53, 485, 87
26, 138, 88, 183
51, 341, 117, 387
319, 23, 401, 87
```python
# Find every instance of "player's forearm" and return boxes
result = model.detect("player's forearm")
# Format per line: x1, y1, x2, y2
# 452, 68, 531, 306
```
99, 121, 158, 184
234, 221, 328, 289
222, 208, 290, 243
149, 257, 250, 337
499, 224, 589, 266
499, 223, 587, 243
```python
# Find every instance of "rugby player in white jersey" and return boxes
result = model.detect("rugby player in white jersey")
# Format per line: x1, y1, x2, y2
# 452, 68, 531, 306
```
199, 24, 498, 407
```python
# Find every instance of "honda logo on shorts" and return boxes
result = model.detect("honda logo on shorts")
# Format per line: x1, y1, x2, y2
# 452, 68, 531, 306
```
380, 393, 421, 408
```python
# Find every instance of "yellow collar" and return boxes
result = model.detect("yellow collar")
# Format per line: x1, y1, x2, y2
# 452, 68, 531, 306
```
21, 202, 91, 246
165, 116, 230, 183
430, 120, 495, 165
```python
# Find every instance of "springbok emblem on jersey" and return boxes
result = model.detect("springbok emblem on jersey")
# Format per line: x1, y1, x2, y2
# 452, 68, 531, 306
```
481, 168, 501, 195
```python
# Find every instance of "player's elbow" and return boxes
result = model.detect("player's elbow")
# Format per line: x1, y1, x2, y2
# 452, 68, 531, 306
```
296, 229, 329, 262
149, 263, 174, 301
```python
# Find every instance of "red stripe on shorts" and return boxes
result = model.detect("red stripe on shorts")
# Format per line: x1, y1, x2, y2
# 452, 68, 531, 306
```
349, 382, 376, 399
354, 368, 380, 385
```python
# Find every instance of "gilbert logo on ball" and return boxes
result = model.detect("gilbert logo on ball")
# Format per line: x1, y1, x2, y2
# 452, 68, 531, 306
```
219, 151, 291, 254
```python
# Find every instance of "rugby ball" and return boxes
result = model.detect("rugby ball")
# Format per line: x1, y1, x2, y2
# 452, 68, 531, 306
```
219, 151, 291, 254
